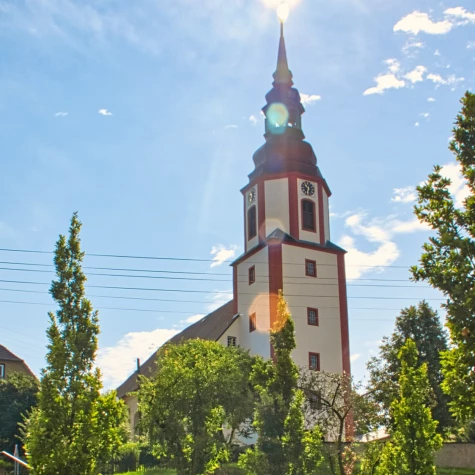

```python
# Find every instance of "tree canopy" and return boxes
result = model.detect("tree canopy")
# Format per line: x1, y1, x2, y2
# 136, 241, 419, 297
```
22, 213, 127, 475
0, 371, 38, 455
138, 338, 255, 475
367, 301, 452, 433
412, 91, 475, 421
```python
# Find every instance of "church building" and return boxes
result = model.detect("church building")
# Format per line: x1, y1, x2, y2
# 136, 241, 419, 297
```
117, 18, 351, 435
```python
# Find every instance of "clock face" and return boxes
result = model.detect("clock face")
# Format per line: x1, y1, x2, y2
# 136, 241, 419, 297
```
301, 181, 315, 196
248, 188, 256, 204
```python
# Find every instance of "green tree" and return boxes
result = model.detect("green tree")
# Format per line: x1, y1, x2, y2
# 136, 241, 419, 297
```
0, 372, 39, 454
367, 301, 452, 433
239, 291, 323, 475
412, 91, 475, 422
22, 213, 127, 475
138, 339, 255, 475
377, 339, 443, 475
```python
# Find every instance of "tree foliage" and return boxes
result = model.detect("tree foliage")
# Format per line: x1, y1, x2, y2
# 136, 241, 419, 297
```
412, 91, 475, 422
138, 339, 255, 475
377, 339, 443, 475
22, 213, 127, 475
367, 301, 452, 433
0, 372, 39, 454
239, 291, 323, 475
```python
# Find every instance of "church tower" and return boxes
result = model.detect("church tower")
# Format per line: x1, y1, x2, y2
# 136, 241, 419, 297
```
231, 19, 351, 376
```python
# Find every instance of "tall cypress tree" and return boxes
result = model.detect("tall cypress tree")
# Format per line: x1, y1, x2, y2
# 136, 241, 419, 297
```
377, 339, 442, 475
23, 213, 126, 475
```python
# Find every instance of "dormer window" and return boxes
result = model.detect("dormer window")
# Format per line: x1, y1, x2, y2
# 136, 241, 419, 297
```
248, 206, 257, 240
302, 199, 316, 232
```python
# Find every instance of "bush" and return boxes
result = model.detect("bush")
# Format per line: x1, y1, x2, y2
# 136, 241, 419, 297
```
214, 463, 248, 475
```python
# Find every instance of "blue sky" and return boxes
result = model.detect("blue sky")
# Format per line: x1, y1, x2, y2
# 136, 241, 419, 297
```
0, 0, 473, 388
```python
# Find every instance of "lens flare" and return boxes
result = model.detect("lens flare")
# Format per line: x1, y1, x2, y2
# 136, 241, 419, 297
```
266, 103, 289, 135
277, 1, 290, 23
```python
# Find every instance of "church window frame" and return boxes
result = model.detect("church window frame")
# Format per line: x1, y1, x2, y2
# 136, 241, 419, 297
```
249, 313, 257, 333
248, 205, 257, 240
309, 352, 320, 371
305, 259, 317, 277
301, 199, 316, 232
249, 266, 256, 285
307, 308, 319, 326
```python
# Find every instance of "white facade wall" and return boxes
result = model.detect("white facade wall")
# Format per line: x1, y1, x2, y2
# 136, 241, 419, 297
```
264, 178, 290, 236
217, 319, 241, 348
297, 178, 320, 244
282, 244, 343, 373
236, 247, 271, 359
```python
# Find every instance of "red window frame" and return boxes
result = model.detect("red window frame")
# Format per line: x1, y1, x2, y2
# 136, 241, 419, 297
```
305, 259, 317, 277
309, 352, 320, 371
307, 308, 319, 326
249, 266, 256, 285
301, 199, 316, 232
249, 313, 257, 333
248, 205, 257, 240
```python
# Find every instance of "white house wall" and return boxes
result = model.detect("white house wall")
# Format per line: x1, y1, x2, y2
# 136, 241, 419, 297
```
264, 178, 290, 236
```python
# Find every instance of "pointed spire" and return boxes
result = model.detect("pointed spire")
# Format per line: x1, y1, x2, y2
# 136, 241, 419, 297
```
273, 22, 293, 86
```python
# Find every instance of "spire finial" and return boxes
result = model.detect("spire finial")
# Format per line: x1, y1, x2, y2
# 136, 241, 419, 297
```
273, 1, 292, 86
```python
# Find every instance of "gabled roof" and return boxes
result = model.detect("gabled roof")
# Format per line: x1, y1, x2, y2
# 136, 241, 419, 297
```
116, 300, 238, 398
0, 344, 23, 362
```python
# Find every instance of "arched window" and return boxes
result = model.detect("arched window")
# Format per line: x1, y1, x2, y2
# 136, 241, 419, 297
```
301, 199, 316, 232
248, 205, 257, 240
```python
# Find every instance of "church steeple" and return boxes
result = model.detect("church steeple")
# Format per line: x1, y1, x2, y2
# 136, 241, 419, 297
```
273, 23, 293, 86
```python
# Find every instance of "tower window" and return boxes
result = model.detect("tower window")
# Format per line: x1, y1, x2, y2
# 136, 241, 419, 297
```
249, 266, 256, 285
302, 199, 316, 232
309, 392, 322, 410
307, 308, 319, 326
249, 313, 257, 333
248, 205, 257, 240
227, 336, 237, 347
309, 352, 320, 371
305, 259, 317, 277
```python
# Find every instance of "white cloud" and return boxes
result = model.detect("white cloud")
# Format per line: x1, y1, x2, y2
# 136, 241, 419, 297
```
427, 73, 464, 87
249, 115, 258, 125
402, 38, 424, 55
181, 314, 205, 325
385, 58, 401, 74
445, 7, 475, 24
434, 49, 441, 56
224, 124, 238, 129
415, 122, 420, 127
403, 65, 427, 83
300, 93, 322, 106
428, 97, 436, 102
206, 290, 233, 313
363, 73, 405, 96
420, 112, 430, 119
467, 41, 475, 49
339, 212, 430, 280
97, 328, 179, 389
54, 111, 68, 117
439, 162, 470, 207
394, 11, 453, 35
210, 244, 238, 268
391, 186, 417, 204
350, 354, 361, 363
98, 109, 113, 116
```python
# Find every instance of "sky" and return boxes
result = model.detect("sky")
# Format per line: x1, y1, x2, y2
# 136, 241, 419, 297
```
0, 0, 473, 389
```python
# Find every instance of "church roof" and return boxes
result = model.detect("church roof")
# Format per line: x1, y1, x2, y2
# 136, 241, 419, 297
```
0, 344, 23, 362
116, 300, 237, 398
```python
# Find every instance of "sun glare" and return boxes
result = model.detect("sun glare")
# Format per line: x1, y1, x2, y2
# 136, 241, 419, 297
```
277, 1, 290, 23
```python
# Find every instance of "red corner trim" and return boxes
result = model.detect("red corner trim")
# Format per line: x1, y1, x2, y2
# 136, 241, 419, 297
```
233, 265, 238, 315
268, 242, 283, 361
289, 175, 299, 240
337, 253, 351, 376
258, 181, 266, 243
318, 184, 325, 245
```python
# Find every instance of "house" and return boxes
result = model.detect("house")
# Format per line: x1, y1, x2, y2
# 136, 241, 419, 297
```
117, 17, 351, 436
0, 344, 36, 380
